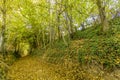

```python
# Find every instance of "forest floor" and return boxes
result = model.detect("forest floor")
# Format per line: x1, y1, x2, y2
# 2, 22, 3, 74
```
7, 56, 61, 80
7, 38, 120, 80
7, 53, 120, 80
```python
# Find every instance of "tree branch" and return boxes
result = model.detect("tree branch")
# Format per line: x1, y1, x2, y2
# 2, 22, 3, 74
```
0, 60, 10, 69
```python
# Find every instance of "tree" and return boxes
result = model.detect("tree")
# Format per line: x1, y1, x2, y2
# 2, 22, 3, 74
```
96, 0, 109, 32
0, 0, 7, 57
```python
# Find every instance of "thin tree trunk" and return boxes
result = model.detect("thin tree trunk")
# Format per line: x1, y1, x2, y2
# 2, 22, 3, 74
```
81, 23, 85, 30
56, 0, 62, 40
42, 30, 45, 48
48, 0, 52, 46
1, 0, 7, 58
57, 14, 62, 40
62, 33, 68, 46
48, 0, 54, 46
55, 0, 68, 46
64, 11, 71, 41
69, 10, 74, 38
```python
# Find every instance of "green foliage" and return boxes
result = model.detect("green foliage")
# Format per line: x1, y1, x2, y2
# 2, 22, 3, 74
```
0, 67, 7, 80
0, 58, 7, 80
109, 17, 120, 34
78, 36, 120, 69
53, 40, 68, 50
0, 0, 120, 79
0, 55, 12, 80
73, 25, 101, 39
74, 17, 120, 40
110, 17, 120, 25
30, 48, 45, 57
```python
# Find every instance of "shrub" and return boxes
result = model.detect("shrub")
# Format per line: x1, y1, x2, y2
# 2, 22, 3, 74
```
78, 36, 120, 70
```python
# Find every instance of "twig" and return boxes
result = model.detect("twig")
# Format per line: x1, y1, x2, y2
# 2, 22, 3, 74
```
0, 60, 10, 69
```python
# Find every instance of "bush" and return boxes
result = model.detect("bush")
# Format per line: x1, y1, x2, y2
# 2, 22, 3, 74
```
73, 25, 101, 40
78, 36, 120, 70
0, 55, 9, 80
53, 40, 68, 50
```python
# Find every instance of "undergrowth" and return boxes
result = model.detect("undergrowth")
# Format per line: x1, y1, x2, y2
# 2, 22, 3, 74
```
38, 17, 120, 79
78, 36, 120, 70
5, 17, 120, 80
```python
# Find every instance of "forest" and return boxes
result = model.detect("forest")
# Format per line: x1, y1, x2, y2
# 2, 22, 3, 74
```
0, 0, 120, 80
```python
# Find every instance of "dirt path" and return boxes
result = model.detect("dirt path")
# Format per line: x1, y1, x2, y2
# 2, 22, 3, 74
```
7, 56, 60, 80
7, 54, 120, 80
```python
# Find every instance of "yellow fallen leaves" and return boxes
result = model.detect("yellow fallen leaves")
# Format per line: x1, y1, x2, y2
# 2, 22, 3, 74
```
7, 56, 120, 80
115, 58, 120, 64
7, 56, 61, 80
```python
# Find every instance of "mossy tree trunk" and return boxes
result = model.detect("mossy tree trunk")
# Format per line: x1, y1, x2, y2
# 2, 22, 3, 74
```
1, 0, 7, 58
96, 0, 109, 33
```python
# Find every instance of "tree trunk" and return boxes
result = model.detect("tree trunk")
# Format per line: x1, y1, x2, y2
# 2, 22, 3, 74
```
69, 13, 74, 39
57, 14, 62, 40
81, 23, 85, 31
96, 0, 109, 32
1, 0, 7, 58
64, 0, 74, 39
56, 0, 62, 40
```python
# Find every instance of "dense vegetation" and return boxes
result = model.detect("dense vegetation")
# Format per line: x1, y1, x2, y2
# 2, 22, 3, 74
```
0, 0, 120, 80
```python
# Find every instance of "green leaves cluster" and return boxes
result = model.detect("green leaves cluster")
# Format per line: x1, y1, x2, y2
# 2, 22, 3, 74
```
78, 36, 120, 69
